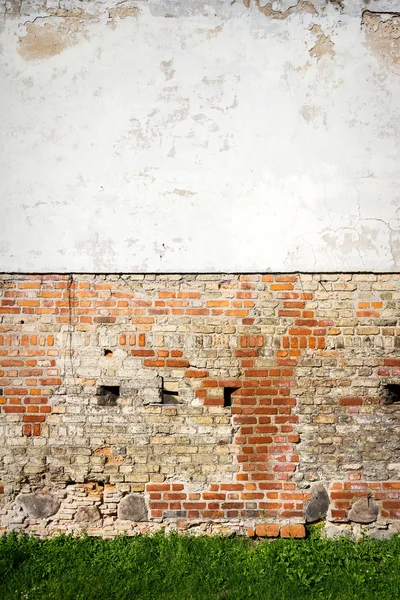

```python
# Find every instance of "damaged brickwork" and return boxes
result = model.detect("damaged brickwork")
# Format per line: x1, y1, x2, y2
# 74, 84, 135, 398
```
0, 273, 399, 539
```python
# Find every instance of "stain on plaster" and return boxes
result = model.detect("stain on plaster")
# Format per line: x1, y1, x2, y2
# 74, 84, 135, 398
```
46, 7, 97, 19
362, 11, 400, 74
74, 234, 116, 271
234, 0, 251, 8
255, 0, 317, 20
300, 103, 327, 127
160, 59, 175, 81
320, 219, 399, 270
107, 2, 140, 29
294, 60, 312, 72
169, 189, 197, 198
309, 24, 335, 60
5, 0, 136, 19
196, 25, 222, 40
108, 3, 140, 20
3, 0, 21, 16
18, 19, 89, 60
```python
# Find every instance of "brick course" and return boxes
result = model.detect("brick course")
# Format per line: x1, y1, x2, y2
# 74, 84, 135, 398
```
0, 273, 399, 537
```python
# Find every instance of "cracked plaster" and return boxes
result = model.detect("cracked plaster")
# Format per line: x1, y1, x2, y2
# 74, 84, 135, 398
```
0, 0, 399, 272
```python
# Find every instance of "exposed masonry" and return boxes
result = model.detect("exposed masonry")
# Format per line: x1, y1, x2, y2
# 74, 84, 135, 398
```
362, 10, 400, 73
0, 273, 399, 539
4, 0, 398, 72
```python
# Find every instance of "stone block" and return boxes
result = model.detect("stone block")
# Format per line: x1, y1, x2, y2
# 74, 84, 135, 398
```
305, 484, 330, 523
75, 506, 101, 523
118, 494, 147, 521
366, 529, 393, 541
324, 524, 353, 539
348, 496, 378, 524
163, 511, 187, 519
16, 493, 60, 519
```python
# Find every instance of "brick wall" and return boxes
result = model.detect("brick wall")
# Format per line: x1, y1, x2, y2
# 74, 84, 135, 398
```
0, 274, 399, 538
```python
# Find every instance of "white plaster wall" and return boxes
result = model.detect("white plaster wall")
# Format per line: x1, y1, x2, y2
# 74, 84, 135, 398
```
0, 0, 399, 273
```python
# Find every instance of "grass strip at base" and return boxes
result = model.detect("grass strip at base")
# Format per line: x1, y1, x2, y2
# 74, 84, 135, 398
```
0, 531, 399, 600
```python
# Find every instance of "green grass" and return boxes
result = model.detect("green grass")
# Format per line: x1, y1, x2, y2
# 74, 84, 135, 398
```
0, 530, 399, 600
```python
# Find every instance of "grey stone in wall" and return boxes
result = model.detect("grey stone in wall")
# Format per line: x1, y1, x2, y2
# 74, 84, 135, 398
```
366, 529, 394, 541
324, 525, 353, 540
16, 493, 60, 519
118, 494, 147, 521
305, 484, 330, 523
348, 496, 378, 524
75, 506, 101, 523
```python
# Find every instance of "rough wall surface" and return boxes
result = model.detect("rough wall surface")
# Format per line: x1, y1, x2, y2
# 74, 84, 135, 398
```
0, 273, 399, 538
1, 0, 400, 272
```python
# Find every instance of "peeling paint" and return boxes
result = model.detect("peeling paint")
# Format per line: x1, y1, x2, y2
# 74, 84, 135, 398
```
46, 7, 98, 20
1, 0, 400, 273
255, 0, 317, 20
309, 24, 335, 60
108, 3, 140, 20
18, 19, 89, 60
362, 11, 400, 74
107, 2, 140, 29
326, 0, 343, 9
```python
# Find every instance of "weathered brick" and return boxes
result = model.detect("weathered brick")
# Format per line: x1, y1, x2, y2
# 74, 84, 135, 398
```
0, 273, 398, 538
280, 524, 306, 538
255, 523, 280, 537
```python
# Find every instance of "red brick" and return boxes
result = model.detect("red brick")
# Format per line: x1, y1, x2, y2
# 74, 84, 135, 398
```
204, 398, 224, 406
22, 415, 45, 423
280, 524, 306, 538
226, 310, 248, 317
244, 370, 269, 377
4, 388, 28, 395
382, 482, 400, 489
164, 493, 186, 501
166, 359, 190, 368
339, 398, 363, 406
270, 284, 294, 291
23, 424, 32, 436
185, 370, 209, 378
383, 501, 400, 509
255, 523, 280, 537
143, 360, 165, 367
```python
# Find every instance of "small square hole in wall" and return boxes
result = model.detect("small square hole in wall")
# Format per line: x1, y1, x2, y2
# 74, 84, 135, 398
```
224, 387, 240, 407
162, 379, 180, 405
97, 385, 120, 406
383, 383, 400, 405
